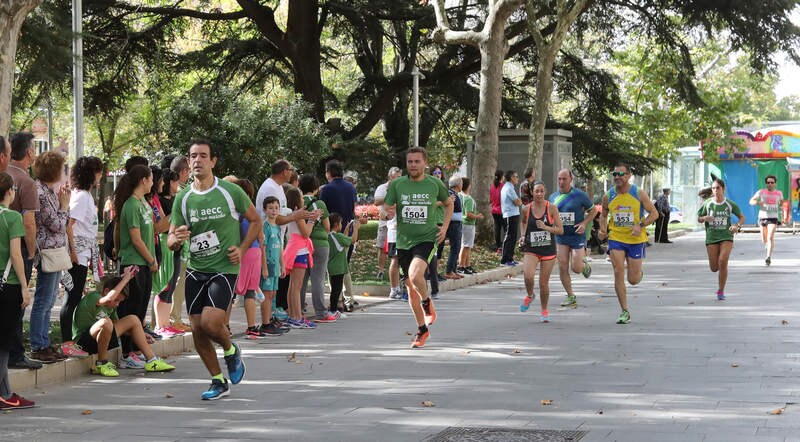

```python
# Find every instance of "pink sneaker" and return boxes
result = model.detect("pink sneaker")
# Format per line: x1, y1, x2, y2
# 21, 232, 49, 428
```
164, 326, 186, 336
61, 341, 89, 358
154, 327, 177, 338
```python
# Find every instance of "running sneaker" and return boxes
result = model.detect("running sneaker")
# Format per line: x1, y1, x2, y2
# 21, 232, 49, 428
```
0, 393, 36, 410
541, 309, 550, 323
581, 262, 592, 278
503, 261, 518, 267
91, 361, 119, 377
466, 266, 477, 274
287, 318, 315, 329
164, 326, 186, 336
422, 299, 437, 326
259, 322, 286, 336
716, 290, 726, 301
61, 341, 89, 358
376, 271, 384, 280
616, 310, 631, 324
154, 327, 177, 339
560, 295, 577, 308
145, 358, 176, 372
520, 296, 533, 312
301, 317, 318, 329
224, 342, 246, 384
401, 291, 409, 301
766, 256, 771, 266
201, 378, 230, 400
411, 329, 430, 349
315, 311, 339, 323
431, 291, 439, 300
171, 322, 193, 332
245, 327, 266, 339
143, 326, 162, 340
389, 288, 401, 299
273, 307, 289, 321
120, 353, 146, 369
268, 319, 291, 332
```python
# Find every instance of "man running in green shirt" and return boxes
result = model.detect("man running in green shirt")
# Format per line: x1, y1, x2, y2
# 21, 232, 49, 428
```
167, 139, 261, 400
384, 147, 453, 348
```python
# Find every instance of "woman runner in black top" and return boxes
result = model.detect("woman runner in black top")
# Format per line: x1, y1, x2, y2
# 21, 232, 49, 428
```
519, 181, 563, 322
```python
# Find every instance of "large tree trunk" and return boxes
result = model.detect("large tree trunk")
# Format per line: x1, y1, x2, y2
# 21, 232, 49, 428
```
471, 36, 510, 242
0, 0, 42, 136
286, 0, 324, 122
527, 52, 556, 180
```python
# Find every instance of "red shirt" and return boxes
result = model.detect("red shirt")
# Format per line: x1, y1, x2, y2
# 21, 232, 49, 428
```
490, 183, 503, 215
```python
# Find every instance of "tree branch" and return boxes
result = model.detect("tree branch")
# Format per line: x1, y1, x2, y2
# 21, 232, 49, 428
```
112, 2, 248, 20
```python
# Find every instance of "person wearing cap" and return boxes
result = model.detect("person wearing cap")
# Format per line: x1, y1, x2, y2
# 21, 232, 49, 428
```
373, 167, 402, 281
654, 188, 672, 243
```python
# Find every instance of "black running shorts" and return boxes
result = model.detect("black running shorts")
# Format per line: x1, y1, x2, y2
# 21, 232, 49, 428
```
397, 242, 435, 276
185, 270, 238, 316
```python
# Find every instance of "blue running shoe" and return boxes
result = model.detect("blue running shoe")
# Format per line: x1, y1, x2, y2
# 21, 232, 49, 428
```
716, 290, 726, 301
201, 378, 230, 400
520, 296, 533, 312
224, 342, 246, 385
273, 307, 289, 321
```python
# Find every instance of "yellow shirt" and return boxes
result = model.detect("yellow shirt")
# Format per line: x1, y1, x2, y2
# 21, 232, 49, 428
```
607, 185, 648, 244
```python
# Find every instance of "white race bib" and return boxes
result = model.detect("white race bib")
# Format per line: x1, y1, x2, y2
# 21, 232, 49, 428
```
710, 216, 727, 228
559, 212, 575, 226
401, 205, 428, 224
529, 231, 550, 246
190, 230, 221, 257
613, 211, 634, 227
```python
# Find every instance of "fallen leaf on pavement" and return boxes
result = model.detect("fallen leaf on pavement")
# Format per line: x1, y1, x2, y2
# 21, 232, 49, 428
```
405, 331, 413, 336
540, 399, 553, 406
781, 320, 789, 325
421, 400, 435, 407
82, 410, 93, 415
731, 363, 739, 368
361, 292, 370, 297
597, 410, 604, 415
165, 393, 174, 398
768, 407, 784, 415
512, 349, 522, 354
688, 302, 695, 305
287, 352, 297, 362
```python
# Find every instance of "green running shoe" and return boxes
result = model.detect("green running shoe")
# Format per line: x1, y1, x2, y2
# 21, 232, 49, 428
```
616, 310, 630, 324
145, 358, 176, 372
560, 295, 577, 308
91, 361, 119, 377
581, 262, 592, 278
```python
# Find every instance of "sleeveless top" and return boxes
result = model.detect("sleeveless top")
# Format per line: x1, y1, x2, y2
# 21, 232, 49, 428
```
523, 202, 556, 256
607, 184, 648, 244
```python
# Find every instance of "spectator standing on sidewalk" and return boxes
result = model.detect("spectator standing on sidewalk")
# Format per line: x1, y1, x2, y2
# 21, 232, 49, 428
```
443, 176, 463, 280
373, 167, 402, 281
167, 155, 191, 331
654, 188, 672, 243
0, 171, 36, 409
458, 177, 483, 274
5, 132, 42, 370
30, 152, 71, 364
300, 174, 335, 322
490, 170, 505, 253
500, 170, 522, 266
319, 160, 358, 310
519, 168, 535, 205
63, 156, 105, 356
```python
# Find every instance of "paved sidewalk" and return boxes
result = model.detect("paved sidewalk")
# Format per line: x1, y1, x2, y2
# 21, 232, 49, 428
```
3, 232, 800, 441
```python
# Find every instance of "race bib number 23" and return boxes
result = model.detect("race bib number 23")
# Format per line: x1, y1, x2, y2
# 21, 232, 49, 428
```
190, 230, 221, 256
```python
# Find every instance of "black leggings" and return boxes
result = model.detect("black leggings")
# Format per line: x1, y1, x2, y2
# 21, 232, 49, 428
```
116, 265, 152, 355
493, 213, 505, 250
329, 274, 344, 313
61, 264, 88, 342
276, 275, 290, 310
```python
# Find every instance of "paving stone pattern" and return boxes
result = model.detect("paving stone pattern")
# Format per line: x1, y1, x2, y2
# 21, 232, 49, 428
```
2, 231, 799, 441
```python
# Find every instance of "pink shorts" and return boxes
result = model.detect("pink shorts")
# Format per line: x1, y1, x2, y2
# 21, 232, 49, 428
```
235, 247, 262, 295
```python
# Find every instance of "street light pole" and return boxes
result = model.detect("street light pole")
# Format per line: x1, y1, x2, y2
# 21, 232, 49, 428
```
411, 66, 424, 148
72, 0, 84, 159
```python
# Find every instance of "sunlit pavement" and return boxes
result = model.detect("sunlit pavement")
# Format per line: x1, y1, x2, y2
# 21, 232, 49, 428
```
3, 232, 800, 441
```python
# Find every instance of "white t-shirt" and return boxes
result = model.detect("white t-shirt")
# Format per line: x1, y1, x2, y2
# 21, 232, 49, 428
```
374, 182, 389, 228
69, 189, 98, 266
387, 214, 397, 243
286, 215, 309, 255
256, 177, 289, 240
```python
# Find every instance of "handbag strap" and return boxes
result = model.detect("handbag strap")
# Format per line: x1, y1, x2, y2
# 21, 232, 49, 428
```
0, 207, 12, 283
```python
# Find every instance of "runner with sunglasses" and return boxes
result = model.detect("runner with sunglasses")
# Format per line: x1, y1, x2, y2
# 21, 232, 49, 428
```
598, 164, 659, 324
749, 175, 784, 266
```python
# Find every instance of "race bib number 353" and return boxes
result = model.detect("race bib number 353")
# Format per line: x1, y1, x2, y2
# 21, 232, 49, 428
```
401, 205, 428, 224
560, 212, 575, 226
613, 211, 634, 227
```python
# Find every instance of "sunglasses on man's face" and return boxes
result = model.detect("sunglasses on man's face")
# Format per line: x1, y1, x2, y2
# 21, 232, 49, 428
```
611, 171, 626, 177
766, 181, 775, 184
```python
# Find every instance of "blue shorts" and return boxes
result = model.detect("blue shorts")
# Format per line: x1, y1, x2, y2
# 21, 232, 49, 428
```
607, 240, 646, 259
555, 234, 586, 249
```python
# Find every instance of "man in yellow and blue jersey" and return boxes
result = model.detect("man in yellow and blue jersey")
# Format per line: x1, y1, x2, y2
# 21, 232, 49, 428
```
598, 163, 659, 324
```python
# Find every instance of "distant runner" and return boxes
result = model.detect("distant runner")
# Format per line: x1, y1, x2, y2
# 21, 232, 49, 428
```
749, 175, 783, 266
